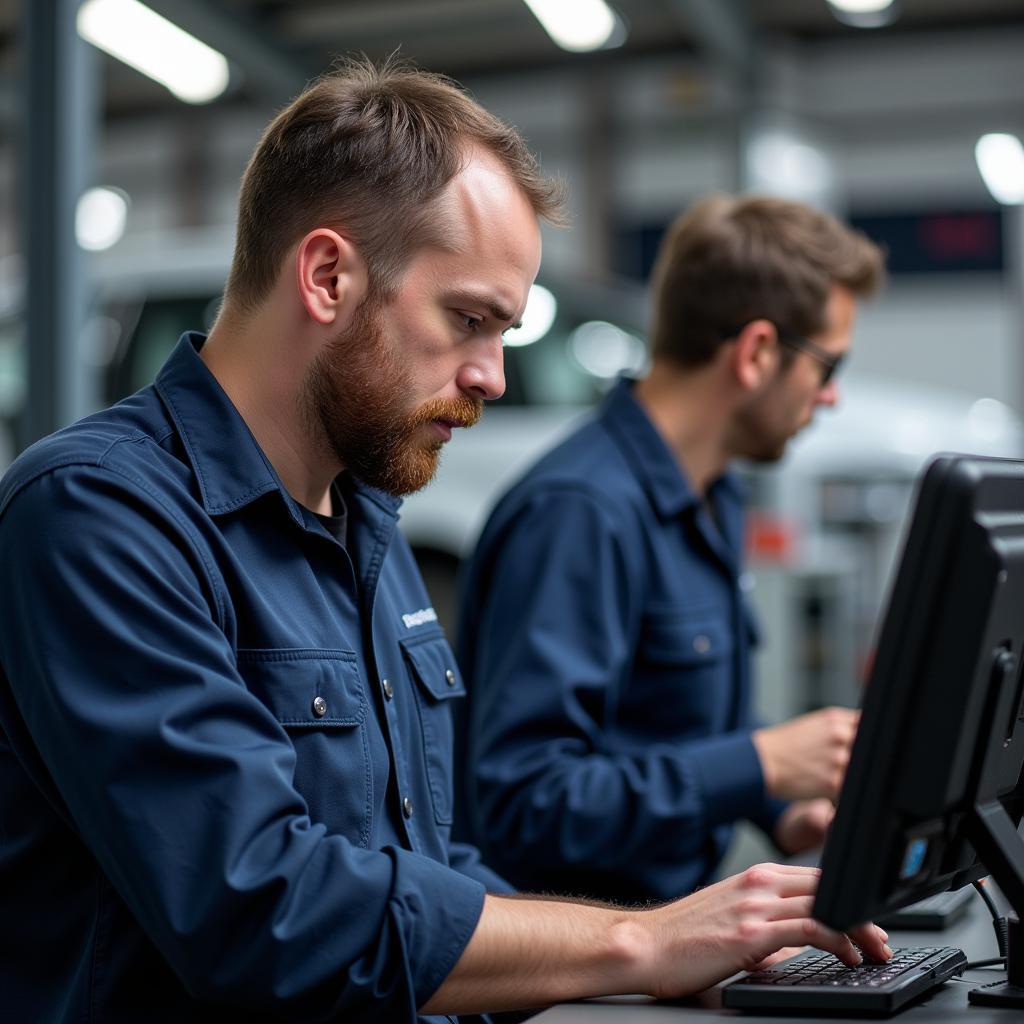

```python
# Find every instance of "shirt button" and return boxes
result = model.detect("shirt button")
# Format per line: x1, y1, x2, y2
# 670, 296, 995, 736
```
402, 796, 413, 819
382, 678, 394, 701
692, 634, 711, 654
445, 669, 457, 687
311, 696, 328, 718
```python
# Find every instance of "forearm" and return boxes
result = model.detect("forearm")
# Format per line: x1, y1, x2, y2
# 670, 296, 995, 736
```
421, 893, 646, 1015
423, 864, 893, 1015
480, 732, 766, 869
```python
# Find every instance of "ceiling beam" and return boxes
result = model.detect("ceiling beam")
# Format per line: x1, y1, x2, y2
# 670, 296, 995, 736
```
666, 0, 753, 71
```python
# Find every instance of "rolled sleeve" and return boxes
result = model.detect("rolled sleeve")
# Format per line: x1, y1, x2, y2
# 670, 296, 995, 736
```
685, 731, 769, 828
391, 849, 486, 1006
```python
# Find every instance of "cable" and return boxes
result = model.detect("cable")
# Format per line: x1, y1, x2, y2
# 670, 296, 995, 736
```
964, 957, 1008, 970
973, 878, 1010, 958
973, 878, 1001, 919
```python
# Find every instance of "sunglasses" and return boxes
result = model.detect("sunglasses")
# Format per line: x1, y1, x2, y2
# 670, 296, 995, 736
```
722, 324, 844, 387
775, 328, 845, 387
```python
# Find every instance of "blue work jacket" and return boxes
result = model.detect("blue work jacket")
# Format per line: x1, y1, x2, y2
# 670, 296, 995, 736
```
0, 333, 506, 1023
458, 378, 785, 903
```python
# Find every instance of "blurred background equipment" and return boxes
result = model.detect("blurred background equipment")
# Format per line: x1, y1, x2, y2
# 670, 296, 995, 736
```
2, 1, 1024, 784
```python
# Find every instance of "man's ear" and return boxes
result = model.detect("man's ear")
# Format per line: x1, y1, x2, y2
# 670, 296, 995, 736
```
294, 228, 368, 326
733, 319, 780, 391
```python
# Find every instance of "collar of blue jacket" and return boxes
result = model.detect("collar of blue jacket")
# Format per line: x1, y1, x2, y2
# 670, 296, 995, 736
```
156, 331, 403, 527
600, 376, 747, 522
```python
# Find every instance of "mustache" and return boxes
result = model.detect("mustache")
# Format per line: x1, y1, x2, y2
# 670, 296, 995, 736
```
410, 395, 484, 430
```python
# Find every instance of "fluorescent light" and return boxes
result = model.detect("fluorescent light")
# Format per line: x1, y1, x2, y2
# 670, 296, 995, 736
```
523, 0, 624, 53
76, 187, 130, 251
826, 0, 898, 28
828, 0, 893, 11
975, 133, 1024, 206
78, 0, 229, 104
505, 284, 557, 348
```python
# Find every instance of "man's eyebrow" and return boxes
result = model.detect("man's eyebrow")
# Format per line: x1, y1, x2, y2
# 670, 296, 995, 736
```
489, 301, 520, 327
450, 291, 520, 328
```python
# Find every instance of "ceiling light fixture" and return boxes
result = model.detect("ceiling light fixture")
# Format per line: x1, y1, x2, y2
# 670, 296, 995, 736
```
77, 0, 230, 104
975, 133, 1024, 206
522, 0, 626, 53
826, 0, 899, 29
76, 187, 130, 252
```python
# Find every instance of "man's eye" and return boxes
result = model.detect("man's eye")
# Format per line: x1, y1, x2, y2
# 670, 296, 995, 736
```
458, 313, 482, 331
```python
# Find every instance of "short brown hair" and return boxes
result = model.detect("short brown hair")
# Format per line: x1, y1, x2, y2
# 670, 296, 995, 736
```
649, 194, 885, 367
225, 56, 565, 312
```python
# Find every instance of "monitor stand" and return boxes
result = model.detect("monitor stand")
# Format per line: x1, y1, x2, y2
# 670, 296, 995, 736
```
966, 801, 1024, 1008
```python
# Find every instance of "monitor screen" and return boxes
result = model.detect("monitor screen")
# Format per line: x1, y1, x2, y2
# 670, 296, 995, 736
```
814, 454, 1024, 932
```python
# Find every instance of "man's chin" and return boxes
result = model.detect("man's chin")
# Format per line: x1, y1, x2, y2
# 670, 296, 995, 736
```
747, 449, 786, 465
741, 434, 794, 464
376, 448, 443, 497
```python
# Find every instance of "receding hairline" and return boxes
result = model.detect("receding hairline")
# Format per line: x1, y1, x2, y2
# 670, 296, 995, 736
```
222, 55, 565, 315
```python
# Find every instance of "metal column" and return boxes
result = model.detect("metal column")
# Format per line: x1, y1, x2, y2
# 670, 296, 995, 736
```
21, 0, 99, 446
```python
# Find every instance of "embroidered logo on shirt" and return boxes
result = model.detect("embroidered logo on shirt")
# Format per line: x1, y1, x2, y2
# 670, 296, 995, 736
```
402, 607, 438, 629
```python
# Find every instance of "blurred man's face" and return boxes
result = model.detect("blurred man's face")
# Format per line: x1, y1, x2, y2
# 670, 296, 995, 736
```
304, 147, 542, 495
734, 284, 855, 463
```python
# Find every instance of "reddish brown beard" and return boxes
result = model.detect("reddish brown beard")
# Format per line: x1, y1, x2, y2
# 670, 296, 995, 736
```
303, 299, 483, 496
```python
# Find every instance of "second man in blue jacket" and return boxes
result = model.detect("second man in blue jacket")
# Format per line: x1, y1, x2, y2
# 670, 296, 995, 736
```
459, 194, 886, 904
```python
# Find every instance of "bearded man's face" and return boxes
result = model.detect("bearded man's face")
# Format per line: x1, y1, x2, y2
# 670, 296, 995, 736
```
303, 297, 482, 496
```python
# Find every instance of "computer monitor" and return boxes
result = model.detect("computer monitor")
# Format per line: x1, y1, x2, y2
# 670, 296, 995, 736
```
812, 454, 1024, 1006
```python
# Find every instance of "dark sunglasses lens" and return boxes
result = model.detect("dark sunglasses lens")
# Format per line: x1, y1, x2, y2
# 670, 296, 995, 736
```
821, 356, 843, 387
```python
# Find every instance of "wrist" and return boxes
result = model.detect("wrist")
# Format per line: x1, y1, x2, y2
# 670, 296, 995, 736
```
605, 911, 655, 996
773, 804, 798, 853
752, 728, 778, 795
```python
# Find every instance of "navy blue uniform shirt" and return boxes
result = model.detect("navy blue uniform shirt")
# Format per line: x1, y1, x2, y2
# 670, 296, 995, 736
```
458, 378, 785, 903
0, 334, 508, 1023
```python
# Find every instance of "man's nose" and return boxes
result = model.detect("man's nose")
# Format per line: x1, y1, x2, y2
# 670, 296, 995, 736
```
816, 378, 840, 408
458, 335, 506, 401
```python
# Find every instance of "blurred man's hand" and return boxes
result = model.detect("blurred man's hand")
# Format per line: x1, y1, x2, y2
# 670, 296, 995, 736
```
753, 707, 859, 801
774, 798, 835, 855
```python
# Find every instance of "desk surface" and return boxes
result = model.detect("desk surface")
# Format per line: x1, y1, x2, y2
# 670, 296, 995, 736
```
534, 894, 1010, 1023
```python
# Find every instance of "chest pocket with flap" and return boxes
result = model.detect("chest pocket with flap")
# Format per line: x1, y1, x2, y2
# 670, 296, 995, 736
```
236, 648, 371, 844
639, 609, 734, 667
400, 632, 466, 826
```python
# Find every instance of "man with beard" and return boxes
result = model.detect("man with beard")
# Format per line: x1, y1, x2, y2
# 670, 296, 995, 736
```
458, 194, 886, 905
0, 66, 889, 1024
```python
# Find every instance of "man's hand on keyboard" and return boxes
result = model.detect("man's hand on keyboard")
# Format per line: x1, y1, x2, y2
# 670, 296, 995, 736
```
640, 863, 891, 1000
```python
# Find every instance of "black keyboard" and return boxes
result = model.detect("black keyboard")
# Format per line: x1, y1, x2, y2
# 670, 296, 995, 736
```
876, 888, 974, 930
721, 945, 967, 1015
